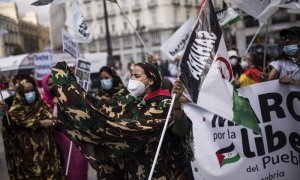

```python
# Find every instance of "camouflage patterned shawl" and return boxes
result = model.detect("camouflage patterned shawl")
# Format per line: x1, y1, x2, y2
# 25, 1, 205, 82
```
9, 79, 62, 179
9, 79, 53, 128
52, 62, 192, 179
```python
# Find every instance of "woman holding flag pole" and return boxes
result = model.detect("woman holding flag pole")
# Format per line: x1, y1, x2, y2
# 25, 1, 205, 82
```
51, 60, 193, 179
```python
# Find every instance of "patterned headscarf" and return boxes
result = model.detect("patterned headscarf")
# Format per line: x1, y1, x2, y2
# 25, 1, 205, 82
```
9, 78, 52, 128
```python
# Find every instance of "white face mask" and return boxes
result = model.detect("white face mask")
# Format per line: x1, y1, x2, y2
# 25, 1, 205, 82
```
229, 58, 238, 66
240, 60, 249, 69
127, 79, 148, 96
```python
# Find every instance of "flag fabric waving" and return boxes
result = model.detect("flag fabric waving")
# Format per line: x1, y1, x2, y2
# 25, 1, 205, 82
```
31, 0, 64, 6
65, 1, 94, 43
217, 7, 241, 27
179, 0, 261, 133
107, 0, 117, 3
226, 0, 300, 24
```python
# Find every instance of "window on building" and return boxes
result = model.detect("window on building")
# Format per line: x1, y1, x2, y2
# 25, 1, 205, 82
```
136, 19, 140, 29
151, 32, 160, 45
124, 54, 133, 62
100, 26, 103, 34
151, 10, 157, 24
99, 40, 107, 51
135, 36, 142, 47
124, 22, 128, 29
174, 7, 178, 25
112, 39, 120, 49
87, 6, 91, 16
186, 9, 190, 19
123, 37, 132, 49
272, 9, 290, 24
112, 24, 115, 32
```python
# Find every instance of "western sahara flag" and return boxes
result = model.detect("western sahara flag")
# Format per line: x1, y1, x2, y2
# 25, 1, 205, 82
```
180, 0, 261, 133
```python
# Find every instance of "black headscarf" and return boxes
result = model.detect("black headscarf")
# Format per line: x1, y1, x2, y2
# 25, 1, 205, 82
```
135, 62, 161, 91
99, 66, 123, 89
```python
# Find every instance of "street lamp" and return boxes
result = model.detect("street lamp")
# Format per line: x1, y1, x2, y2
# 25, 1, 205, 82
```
136, 25, 146, 62
103, 0, 113, 66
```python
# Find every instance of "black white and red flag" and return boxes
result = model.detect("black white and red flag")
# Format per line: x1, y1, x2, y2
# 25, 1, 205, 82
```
179, 0, 260, 134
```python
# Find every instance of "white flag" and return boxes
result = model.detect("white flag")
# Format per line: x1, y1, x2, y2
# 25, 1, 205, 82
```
160, 16, 196, 61
226, 0, 300, 24
65, 2, 94, 43
258, 0, 300, 23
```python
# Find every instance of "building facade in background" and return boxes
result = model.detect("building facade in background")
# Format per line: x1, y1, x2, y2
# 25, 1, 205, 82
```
0, 2, 50, 58
0, 14, 19, 58
59, 0, 223, 67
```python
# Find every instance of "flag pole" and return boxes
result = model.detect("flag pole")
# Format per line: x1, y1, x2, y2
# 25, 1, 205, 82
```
245, 23, 264, 54
65, 141, 73, 176
263, 19, 269, 73
115, 2, 150, 56
148, 93, 176, 180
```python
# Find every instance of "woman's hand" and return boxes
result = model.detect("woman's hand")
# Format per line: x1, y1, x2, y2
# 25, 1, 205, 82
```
279, 75, 293, 84
172, 79, 184, 97
147, 54, 157, 64
39, 119, 55, 127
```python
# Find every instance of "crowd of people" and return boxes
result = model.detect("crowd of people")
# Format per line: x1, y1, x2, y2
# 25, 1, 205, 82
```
0, 26, 298, 180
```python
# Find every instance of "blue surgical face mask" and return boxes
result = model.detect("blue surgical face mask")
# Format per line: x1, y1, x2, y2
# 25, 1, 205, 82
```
101, 79, 113, 90
283, 44, 299, 56
25, 91, 36, 104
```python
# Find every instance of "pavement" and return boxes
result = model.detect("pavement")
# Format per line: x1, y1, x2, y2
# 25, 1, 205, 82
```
0, 121, 97, 180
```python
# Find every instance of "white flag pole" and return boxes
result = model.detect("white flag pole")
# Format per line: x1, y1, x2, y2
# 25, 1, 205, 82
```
245, 23, 264, 54
263, 18, 269, 73
115, 2, 150, 56
65, 141, 73, 176
148, 93, 176, 180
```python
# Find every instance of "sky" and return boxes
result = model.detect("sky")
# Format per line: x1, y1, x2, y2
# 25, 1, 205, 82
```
0, 0, 50, 25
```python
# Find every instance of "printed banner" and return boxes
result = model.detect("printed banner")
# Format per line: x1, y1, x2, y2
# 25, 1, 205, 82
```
75, 58, 91, 91
183, 80, 300, 180
33, 52, 52, 80
62, 29, 78, 58
160, 16, 196, 61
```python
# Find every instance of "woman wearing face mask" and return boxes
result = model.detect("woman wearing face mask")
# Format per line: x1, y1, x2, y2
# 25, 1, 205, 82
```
51, 61, 193, 179
8, 77, 63, 179
96, 66, 128, 100
266, 26, 300, 85
228, 50, 242, 78
235, 52, 262, 88
41, 74, 89, 180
